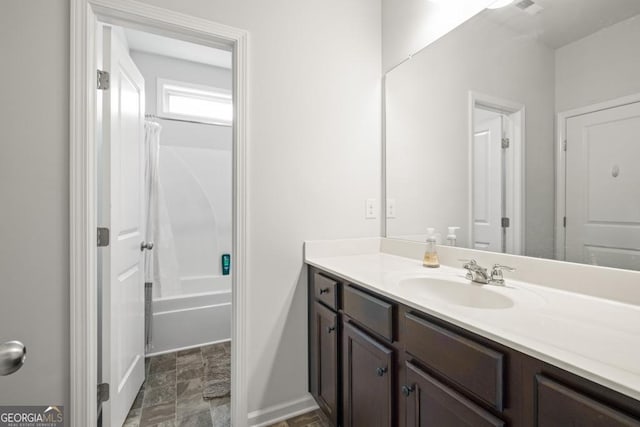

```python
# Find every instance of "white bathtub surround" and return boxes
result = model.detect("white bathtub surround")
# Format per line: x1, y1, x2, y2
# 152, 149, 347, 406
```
149, 289, 231, 355
132, 50, 233, 300
305, 237, 640, 401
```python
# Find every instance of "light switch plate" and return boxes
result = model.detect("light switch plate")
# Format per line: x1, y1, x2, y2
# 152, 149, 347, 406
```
365, 198, 377, 219
386, 199, 396, 218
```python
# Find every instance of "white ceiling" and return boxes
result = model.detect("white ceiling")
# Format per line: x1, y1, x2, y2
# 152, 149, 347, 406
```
124, 28, 232, 69
484, 0, 640, 49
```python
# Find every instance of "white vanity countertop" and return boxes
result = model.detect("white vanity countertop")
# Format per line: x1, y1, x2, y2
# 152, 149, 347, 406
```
305, 243, 640, 401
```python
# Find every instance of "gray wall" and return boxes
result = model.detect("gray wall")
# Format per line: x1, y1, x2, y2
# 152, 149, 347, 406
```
0, 0, 70, 405
556, 15, 640, 112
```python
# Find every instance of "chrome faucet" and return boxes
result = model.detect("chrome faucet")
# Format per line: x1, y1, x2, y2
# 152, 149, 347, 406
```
461, 260, 515, 286
461, 259, 490, 284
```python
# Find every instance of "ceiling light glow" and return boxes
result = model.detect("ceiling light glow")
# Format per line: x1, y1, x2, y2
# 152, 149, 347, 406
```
487, 0, 515, 9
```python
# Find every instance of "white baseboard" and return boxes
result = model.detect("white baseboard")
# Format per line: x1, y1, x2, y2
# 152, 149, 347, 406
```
248, 394, 319, 427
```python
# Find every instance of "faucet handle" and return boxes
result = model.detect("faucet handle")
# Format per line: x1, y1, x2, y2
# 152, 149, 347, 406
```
490, 264, 515, 285
492, 264, 515, 272
459, 259, 477, 280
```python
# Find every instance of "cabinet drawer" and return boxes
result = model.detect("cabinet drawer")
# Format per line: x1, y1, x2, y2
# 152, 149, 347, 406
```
404, 313, 504, 410
314, 272, 339, 310
405, 361, 504, 427
536, 376, 640, 426
343, 285, 394, 341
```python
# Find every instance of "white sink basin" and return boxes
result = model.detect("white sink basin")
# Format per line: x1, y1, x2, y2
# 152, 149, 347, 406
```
399, 278, 514, 309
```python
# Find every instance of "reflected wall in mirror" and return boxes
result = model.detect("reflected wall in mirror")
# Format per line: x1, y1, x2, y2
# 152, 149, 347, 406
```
385, 0, 640, 271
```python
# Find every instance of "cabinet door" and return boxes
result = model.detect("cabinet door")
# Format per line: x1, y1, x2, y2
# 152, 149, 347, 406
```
343, 319, 393, 427
311, 302, 339, 425
536, 376, 640, 427
404, 361, 504, 427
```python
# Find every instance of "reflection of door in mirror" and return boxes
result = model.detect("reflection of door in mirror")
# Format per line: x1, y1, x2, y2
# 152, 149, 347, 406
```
470, 95, 525, 256
472, 109, 503, 252
563, 99, 640, 271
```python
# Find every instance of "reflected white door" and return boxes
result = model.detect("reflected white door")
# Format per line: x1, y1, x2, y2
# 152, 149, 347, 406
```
565, 101, 640, 270
473, 115, 503, 252
100, 26, 146, 427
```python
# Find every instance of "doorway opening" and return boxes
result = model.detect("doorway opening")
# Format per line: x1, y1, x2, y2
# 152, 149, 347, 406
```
96, 23, 234, 427
69, 2, 248, 426
96, 23, 235, 427
468, 92, 525, 255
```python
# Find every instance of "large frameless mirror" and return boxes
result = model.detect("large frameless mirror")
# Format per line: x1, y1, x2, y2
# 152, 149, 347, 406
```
385, 0, 640, 271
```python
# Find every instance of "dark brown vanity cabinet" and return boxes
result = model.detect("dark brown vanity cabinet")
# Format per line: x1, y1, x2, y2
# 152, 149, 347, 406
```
309, 272, 341, 426
308, 266, 640, 427
342, 319, 394, 427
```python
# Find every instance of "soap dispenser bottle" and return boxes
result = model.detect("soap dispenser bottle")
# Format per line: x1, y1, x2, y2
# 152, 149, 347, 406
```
423, 228, 440, 268
446, 226, 460, 246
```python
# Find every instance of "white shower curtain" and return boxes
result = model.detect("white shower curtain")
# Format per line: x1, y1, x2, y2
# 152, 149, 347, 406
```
144, 120, 161, 286
144, 119, 180, 297
144, 120, 161, 351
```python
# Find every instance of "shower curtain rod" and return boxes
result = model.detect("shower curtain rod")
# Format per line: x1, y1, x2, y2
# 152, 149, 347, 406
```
145, 114, 231, 128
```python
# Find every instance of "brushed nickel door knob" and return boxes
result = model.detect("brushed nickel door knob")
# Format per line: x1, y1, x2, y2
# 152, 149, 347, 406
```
0, 340, 26, 376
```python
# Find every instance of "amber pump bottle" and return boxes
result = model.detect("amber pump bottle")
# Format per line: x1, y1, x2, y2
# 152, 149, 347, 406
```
423, 228, 440, 268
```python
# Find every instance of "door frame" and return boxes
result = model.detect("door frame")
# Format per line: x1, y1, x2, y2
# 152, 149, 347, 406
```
468, 91, 525, 254
70, 1, 248, 426
554, 92, 640, 261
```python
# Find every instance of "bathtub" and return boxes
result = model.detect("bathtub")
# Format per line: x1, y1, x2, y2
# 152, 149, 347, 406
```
148, 276, 231, 355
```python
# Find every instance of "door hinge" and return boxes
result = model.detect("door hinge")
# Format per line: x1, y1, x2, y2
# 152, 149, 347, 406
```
563, 216, 567, 228
97, 227, 110, 247
501, 217, 510, 228
97, 70, 110, 90
97, 383, 110, 403
501, 138, 510, 149
563, 139, 567, 151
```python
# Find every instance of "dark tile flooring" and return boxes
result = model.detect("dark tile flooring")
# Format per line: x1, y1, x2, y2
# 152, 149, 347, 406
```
123, 342, 328, 427
267, 410, 331, 427
123, 342, 230, 427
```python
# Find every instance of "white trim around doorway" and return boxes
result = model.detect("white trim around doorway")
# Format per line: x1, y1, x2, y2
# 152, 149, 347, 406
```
70, 1, 248, 425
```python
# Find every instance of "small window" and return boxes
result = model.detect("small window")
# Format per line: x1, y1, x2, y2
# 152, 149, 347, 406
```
157, 78, 232, 125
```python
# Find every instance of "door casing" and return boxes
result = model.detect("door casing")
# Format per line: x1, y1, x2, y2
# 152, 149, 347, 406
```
69, 1, 248, 426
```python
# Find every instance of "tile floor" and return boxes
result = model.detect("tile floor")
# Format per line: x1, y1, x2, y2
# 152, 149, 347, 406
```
123, 342, 328, 427
267, 410, 331, 427
123, 342, 230, 427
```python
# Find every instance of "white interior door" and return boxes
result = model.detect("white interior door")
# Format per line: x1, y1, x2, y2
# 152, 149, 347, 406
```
100, 26, 146, 427
565, 101, 640, 270
473, 114, 503, 252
